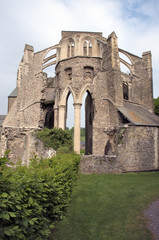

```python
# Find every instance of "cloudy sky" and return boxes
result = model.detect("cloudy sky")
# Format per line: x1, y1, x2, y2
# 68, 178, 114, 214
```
0, 0, 159, 127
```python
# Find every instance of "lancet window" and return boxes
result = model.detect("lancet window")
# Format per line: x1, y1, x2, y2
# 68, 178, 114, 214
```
83, 40, 92, 56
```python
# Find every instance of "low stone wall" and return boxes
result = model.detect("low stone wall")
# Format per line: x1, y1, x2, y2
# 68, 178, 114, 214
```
117, 126, 159, 172
1, 125, 159, 172
0, 127, 56, 165
80, 155, 123, 174
80, 126, 159, 174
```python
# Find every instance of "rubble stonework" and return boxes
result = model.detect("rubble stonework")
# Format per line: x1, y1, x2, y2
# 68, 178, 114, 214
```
0, 128, 56, 165
0, 30, 159, 171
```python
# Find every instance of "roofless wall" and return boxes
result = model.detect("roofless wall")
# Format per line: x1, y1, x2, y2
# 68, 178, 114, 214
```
0, 30, 159, 172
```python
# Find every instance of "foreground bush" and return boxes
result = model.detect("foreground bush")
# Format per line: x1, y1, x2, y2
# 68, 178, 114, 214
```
0, 152, 80, 240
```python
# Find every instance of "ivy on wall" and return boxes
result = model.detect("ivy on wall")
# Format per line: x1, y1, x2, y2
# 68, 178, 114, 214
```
36, 128, 73, 151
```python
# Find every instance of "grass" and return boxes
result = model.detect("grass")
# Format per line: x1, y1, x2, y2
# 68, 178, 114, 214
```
50, 172, 159, 240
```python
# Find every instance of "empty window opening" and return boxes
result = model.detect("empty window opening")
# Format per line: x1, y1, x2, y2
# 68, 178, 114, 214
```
81, 91, 93, 155
81, 92, 87, 152
84, 66, 94, 81
65, 68, 72, 81
83, 40, 92, 57
44, 104, 54, 129
66, 93, 74, 130
123, 82, 129, 100
68, 41, 75, 58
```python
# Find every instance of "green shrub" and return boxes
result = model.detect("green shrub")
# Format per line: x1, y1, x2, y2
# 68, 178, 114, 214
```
56, 146, 72, 154
0, 152, 80, 240
36, 128, 73, 151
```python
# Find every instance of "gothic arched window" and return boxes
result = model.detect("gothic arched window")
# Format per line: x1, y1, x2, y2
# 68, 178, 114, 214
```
68, 41, 75, 58
83, 40, 92, 56
123, 82, 129, 100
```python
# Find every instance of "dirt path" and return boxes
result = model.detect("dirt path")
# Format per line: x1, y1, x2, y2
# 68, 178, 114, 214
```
144, 200, 159, 240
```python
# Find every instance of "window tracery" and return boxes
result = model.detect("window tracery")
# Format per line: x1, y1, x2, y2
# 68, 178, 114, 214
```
83, 40, 92, 56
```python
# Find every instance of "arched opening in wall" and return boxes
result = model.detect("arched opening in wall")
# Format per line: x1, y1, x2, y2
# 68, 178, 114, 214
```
84, 66, 94, 81
119, 52, 132, 65
67, 39, 75, 58
44, 103, 54, 129
81, 92, 87, 152
65, 68, 72, 81
123, 82, 129, 100
66, 92, 74, 131
120, 62, 131, 75
83, 40, 92, 57
81, 91, 93, 155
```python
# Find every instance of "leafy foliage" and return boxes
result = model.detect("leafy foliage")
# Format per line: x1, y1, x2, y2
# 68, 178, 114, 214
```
0, 152, 80, 240
154, 97, 159, 116
36, 128, 73, 151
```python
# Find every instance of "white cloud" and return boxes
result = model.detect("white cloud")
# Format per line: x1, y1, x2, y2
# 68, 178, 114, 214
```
0, 0, 158, 120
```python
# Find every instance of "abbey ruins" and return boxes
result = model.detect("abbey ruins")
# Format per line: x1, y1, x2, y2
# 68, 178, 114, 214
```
0, 31, 159, 173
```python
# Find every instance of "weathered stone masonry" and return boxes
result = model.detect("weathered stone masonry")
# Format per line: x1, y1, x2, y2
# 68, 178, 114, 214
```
0, 30, 159, 172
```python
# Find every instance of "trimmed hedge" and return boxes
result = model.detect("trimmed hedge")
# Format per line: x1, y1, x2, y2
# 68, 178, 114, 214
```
0, 152, 80, 240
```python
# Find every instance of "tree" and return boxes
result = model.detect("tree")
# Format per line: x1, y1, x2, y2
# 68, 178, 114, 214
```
154, 97, 159, 116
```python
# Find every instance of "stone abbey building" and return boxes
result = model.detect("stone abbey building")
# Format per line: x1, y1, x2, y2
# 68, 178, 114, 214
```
1, 31, 159, 172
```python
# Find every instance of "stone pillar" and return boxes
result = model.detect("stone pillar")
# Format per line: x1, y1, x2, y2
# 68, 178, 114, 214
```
73, 103, 82, 154
54, 107, 58, 128
58, 105, 65, 129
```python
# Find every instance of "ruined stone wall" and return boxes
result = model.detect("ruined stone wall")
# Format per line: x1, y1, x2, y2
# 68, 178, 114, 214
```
80, 155, 121, 174
55, 52, 122, 155
0, 127, 56, 165
1, 30, 157, 169
1, 44, 57, 161
80, 125, 159, 173
56, 56, 102, 100
91, 32, 122, 154
59, 31, 105, 60
3, 45, 56, 130
102, 32, 123, 106
119, 50, 153, 113
117, 126, 159, 172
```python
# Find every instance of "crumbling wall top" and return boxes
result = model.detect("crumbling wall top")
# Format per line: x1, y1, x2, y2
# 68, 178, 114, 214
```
24, 44, 34, 52
61, 31, 103, 38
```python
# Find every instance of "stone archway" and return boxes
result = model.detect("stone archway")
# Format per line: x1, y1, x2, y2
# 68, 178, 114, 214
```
78, 84, 93, 155
85, 91, 93, 155
44, 105, 54, 129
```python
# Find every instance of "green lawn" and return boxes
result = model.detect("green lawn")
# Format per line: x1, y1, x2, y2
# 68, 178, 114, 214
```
51, 172, 159, 240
